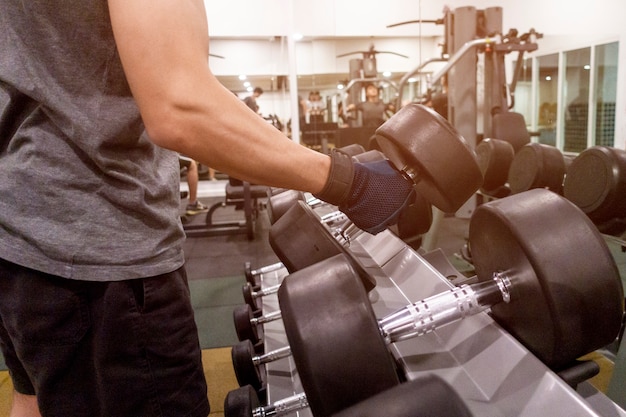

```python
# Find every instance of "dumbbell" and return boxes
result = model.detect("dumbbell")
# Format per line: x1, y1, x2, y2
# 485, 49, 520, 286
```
244, 198, 352, 295
507, 142, 569, 195
233, 303, 282, 346
225, 373, 473, 417
272, 189, 623, 417
234, 253, 375, 347
245, 202, 351, 292
242, 205, 371, 322
275, 104, 482, 242
563, 146, 626, 235
475, 138, 515, 197
243, 205, 368, 313
269, 202, 376, 291
242, 281, 281, 311
231, 339, 291, 392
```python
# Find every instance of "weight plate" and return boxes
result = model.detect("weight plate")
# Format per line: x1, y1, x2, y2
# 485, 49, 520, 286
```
242, 283, 259, 311
224, 385, 260, 417
278, 253, 399, 417
233, 304, 261, 344
563, 146, 626, 222
332, 374, 473, 417
476, 138, 514, 192
270, 201, 376, 292
395, 190, 432, 240
374, 103, 482, 213
507, 143, 565, 194
269, 201, 343, 273
267, 189, 305, 225
469, 188, 624, 369
232, 339, 264, 391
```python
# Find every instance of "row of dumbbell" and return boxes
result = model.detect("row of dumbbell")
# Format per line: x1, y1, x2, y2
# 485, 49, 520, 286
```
478, 140, 626, 236
226, 189, 623, 416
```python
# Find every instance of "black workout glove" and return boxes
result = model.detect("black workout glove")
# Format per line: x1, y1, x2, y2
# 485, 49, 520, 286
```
314, 150, 416, 235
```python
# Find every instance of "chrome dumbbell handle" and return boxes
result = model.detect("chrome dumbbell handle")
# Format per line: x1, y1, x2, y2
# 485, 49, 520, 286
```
251, 310, 282, 327
378, 272, 512, 344
250, 262, 284, 277
252, 392, 308, 417
252, 345, 292, 367
252, 283, 281, 298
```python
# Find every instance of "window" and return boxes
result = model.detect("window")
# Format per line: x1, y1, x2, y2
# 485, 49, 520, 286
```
536, 54, 558, 146
594, 42, 618, 147
529, 42, 618, 153
563, 47, 591, 153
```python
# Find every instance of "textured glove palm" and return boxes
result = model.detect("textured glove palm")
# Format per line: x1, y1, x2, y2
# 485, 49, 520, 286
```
314, 151, 416, 235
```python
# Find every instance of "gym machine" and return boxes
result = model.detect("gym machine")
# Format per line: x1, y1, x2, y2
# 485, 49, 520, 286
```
183, 177, 269, 240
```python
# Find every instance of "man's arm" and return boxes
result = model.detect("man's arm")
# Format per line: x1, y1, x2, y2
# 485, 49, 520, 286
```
107, 0, 329, 193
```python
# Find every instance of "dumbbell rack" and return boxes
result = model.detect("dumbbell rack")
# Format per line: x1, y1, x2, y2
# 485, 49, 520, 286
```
256, 203, 626, 416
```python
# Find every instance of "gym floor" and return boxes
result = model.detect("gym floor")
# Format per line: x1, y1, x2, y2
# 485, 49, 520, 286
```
0, 176, 624, 415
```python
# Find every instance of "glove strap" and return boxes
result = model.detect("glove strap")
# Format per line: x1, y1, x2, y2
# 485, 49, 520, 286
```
313, 150, 354, 206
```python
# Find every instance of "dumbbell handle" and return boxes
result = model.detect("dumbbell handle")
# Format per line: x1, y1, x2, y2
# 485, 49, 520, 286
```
251, 310, 282, 326
249, 283, 281, 300
252, 392, 308, 417
249, 262, 284, 278
253, 345, 292, 367
379, 272, 511, 344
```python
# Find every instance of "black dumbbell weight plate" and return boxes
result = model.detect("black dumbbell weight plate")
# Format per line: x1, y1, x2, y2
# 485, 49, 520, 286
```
233, 304, 261, 344
331, 374, 473, 417
270, 201, 377, 292
374, 103, 482, 213
267, 189, 306, 225
224, 384, 260, 417
563, 146, 626, 222
278, 253, 399, 417
231, 339, 264, 391
507, 143, 565, 194
475, 138, 514, 193
469, 188, 624, 370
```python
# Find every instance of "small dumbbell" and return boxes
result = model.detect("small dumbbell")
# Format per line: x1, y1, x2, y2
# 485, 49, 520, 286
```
231, 339, 292, 391
242, 282, 280, 311
233, 304, 282, 346
231, 269, 507, 391
234, 252, 381, 348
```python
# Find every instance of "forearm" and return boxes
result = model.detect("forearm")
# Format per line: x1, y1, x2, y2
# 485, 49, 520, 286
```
167, 78, 331, 192
108, 0, 329, 194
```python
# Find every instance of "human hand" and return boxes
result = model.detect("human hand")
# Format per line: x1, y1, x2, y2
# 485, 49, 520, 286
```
314, 150, 415, 234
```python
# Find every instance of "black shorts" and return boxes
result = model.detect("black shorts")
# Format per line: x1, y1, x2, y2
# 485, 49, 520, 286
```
0, 258, 209, 417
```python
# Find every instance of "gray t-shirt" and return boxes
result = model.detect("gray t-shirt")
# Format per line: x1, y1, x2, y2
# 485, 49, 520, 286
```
0, 1, 185, 280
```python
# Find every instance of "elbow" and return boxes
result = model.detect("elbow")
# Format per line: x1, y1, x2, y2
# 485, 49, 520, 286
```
140, 103, 190, 152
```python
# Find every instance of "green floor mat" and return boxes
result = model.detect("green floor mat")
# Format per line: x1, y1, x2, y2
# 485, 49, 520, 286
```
189, 275, 247, 349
